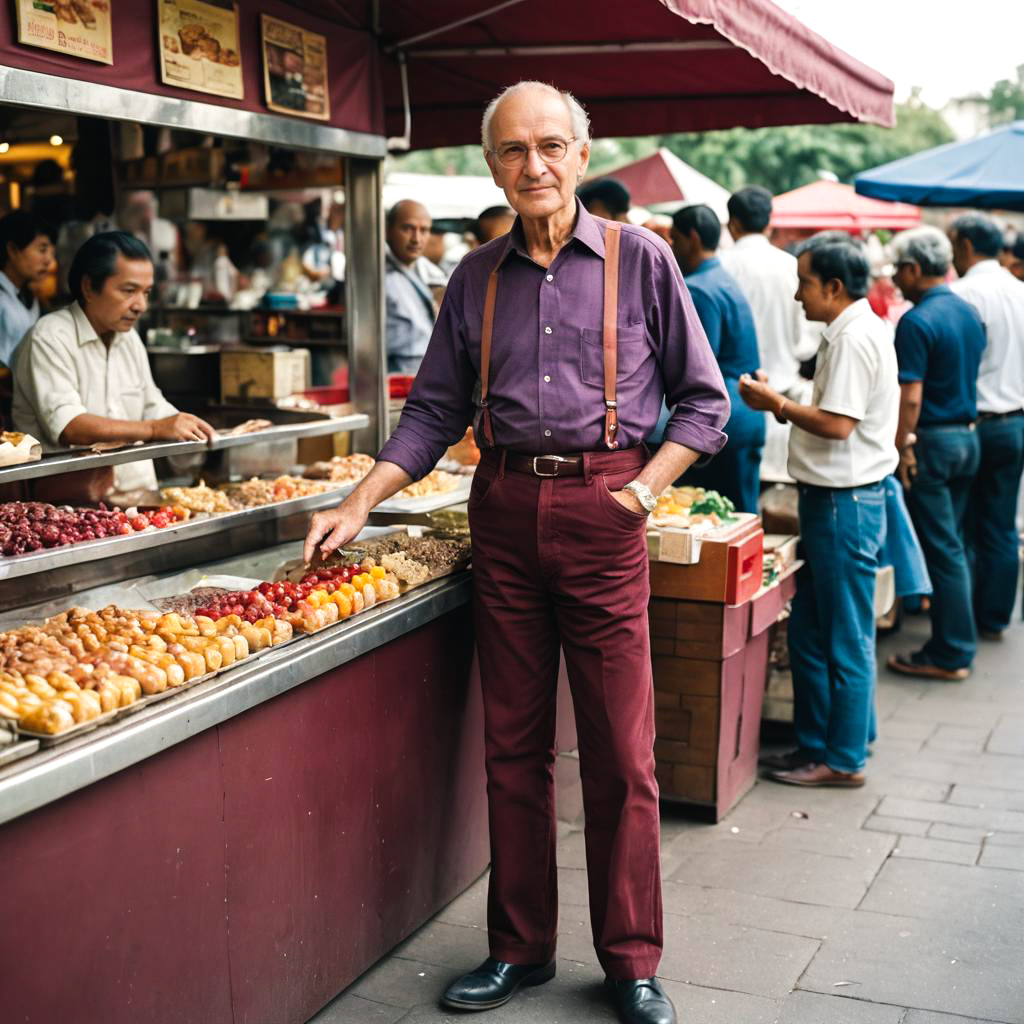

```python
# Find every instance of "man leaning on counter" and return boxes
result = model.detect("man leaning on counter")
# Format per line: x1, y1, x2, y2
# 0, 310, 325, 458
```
11, 231, 213, 497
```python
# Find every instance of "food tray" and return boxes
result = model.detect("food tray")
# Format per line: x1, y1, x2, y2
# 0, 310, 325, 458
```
18, 708, 121, 747
0, 738, 40, 767
373, 476, 472, 514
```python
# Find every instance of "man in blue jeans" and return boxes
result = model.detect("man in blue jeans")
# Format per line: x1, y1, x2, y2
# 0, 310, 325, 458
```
886, 227, 985, 681
741, 238, 898, 787
947, 214, 1024, 640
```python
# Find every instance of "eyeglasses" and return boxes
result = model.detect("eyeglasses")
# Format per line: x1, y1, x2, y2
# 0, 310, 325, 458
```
491, 137, 576, 169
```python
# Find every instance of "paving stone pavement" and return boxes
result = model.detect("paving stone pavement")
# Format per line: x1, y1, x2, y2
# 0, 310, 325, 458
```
312, 613, 1024, 1024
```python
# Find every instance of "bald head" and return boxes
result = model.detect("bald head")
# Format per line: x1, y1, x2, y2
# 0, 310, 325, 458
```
386, 199, 431, 267
481, 81, 590, 152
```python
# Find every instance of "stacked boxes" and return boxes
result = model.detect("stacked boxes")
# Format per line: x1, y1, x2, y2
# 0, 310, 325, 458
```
649, 521, 797, 821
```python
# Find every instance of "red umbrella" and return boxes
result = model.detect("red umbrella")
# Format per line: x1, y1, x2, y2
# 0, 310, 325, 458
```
770, 180, 921, 232
355, 0, 895, 148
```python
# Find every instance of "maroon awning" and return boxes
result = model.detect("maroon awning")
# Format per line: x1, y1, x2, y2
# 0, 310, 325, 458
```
358, 0, 895, 149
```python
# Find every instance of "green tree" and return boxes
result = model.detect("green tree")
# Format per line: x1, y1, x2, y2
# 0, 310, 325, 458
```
655, 98, 954, 194
988, 65, 1024, 125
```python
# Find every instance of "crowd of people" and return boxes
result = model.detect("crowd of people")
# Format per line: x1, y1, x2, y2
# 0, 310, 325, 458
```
383, 172, 1024, 796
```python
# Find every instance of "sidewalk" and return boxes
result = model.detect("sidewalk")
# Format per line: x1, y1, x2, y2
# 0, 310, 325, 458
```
313, 612, 1024, 1024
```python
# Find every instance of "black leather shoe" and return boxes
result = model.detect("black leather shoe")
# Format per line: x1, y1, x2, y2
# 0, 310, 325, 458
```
606, 977, 677, 1024
440, 958, 555, 1011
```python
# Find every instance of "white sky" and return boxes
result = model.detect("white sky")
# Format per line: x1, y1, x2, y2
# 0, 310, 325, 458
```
770, 0, 1024, 106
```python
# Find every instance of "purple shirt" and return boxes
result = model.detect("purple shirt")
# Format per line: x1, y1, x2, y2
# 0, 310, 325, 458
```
378, 202, 729, 480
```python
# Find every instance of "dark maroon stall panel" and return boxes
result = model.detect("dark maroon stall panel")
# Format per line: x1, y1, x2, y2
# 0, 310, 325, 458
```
0, 732, 233, 1024
0, 606, 488, 1024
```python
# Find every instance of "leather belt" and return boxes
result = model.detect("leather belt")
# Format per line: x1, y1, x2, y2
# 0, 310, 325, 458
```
504, 452, 584, 477
978, 409, 1024, 421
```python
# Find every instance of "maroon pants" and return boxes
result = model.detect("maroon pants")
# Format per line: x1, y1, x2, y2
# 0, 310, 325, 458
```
468, 446, 662, 981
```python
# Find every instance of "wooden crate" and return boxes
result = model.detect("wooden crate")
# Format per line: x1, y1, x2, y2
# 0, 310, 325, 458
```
650, 571, 796, 821
220, 348, 310, 403
649, 518, 764, 604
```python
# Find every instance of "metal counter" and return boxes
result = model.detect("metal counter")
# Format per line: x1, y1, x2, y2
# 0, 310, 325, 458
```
0, 568, 472, 826
0, 412, 369, 485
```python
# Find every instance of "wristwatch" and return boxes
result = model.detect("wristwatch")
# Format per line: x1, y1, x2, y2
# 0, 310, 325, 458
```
623, 480, 658, 513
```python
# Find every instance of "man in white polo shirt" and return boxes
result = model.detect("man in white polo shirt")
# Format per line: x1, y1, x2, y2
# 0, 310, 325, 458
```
740, 237, 898, 787
947, 213, 1024, 641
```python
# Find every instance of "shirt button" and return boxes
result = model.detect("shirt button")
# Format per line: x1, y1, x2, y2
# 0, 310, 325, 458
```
543, 375, 551, 383
544, 429, 552, 437
545, 274, 553, 282
544, 326, 552, 334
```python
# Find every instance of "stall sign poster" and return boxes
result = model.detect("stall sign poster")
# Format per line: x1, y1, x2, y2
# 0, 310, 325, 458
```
261, 14, 330, 121
15, 0, 114, 65
157, 0, 243, 99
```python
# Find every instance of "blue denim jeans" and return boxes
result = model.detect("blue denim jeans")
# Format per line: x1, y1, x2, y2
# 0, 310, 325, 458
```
906, 425, 980, 669
967, 415, 1024, 633
790, 482, 886, 773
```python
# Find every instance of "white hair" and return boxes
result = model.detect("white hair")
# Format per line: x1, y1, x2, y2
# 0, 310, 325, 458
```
891, 226, 953, 277
481, 81, 591, 151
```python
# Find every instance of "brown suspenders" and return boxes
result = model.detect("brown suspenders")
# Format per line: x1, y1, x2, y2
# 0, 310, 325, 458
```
478, 219, 622, 452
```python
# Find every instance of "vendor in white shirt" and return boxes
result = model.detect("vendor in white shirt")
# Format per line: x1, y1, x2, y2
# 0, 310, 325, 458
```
0, 211, 54, 370
740, 238, 898, 789
12, 231, 214, 496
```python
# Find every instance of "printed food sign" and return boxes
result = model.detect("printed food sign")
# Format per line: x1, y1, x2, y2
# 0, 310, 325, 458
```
16, 0, 114, 65
157, 0, 243, 100
261, 15, 330, 121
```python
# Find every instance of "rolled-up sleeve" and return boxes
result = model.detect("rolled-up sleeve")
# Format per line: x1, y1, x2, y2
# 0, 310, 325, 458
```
377, 264, 477, 480
20, 332, 88, 445
645, 240, 730, 457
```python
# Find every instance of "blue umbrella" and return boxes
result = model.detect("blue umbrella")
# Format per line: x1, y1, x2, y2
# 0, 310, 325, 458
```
855, 121, 1024, 210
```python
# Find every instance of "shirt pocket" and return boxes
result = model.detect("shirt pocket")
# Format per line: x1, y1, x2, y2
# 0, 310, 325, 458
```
116, 386, 145, 421
580, 323, 651, 388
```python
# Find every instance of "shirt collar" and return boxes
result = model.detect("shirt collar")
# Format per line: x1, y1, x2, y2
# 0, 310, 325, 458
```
71, 301, 103, 346
0, 271, 18, 300
687, 256, 721, 278
917, 283, 951, 303
964, 258, 1003, 278
821, 297, 873, 344
733, 233, 770, 250
504, 199, 607, 266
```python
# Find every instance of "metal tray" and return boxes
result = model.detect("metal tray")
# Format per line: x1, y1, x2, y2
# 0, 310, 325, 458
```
0, 413, 368, 486
0, 484, 356, 582
19, 708, 121, 747
373, 476, 473, 513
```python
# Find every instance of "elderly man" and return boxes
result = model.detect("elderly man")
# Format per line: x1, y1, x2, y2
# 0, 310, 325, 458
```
720, 186, 818, 482
12, 231, 213, 497
670, 203, 764, 512
741, 239, 898, 787
947, 213, 1024, 641
886, 227, 985, 681
385, 199, 439, 374
306, 81, 729, 1024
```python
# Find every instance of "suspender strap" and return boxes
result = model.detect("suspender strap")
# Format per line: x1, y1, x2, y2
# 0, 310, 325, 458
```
602, 221, 622, 450
478, 263, 500, 448
478, 219, 622, 451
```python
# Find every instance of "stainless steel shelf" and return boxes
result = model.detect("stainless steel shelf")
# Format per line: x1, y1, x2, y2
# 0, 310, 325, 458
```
0, 573, 472, 826
0, 413, 368, 486
0, 485, 355, 582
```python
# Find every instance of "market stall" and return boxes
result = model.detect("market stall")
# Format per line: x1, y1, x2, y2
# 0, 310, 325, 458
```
0, 2, 902, 1021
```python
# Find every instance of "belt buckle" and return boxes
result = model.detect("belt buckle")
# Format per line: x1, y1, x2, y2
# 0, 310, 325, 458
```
532, 455, 568, 477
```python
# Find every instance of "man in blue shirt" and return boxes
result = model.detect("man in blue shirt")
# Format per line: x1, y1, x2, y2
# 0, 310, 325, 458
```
670, 203, 764, 511
887, 226, 986, 681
